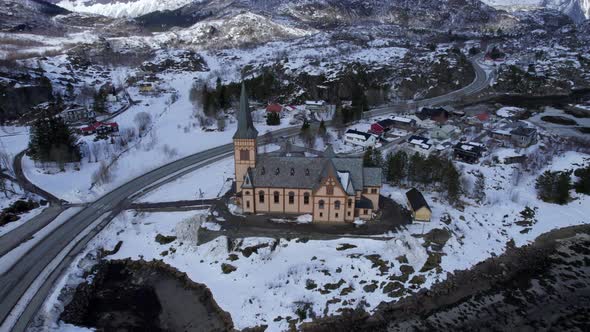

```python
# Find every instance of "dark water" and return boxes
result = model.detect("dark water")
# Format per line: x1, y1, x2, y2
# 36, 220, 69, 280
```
60, 259, 234, 332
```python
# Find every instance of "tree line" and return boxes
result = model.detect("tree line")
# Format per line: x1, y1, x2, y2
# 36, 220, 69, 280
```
365, 149, 462, 204
535, 165, 590, 205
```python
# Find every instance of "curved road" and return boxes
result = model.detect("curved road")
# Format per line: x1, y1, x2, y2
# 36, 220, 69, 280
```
0, 55, 493, 331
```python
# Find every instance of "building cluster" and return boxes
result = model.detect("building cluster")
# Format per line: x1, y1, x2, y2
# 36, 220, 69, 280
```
233, 85, 382, 224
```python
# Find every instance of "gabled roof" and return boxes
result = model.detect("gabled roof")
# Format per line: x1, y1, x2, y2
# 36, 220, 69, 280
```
406, 188, 430, 212
246, 153, 382, 192
233, 82, 258, 140
346, 129, 373, 140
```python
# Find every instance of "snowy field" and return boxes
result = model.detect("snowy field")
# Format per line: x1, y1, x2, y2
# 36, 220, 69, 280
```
35, 149, 590, 331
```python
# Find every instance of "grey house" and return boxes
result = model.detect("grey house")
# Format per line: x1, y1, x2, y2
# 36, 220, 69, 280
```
510, 127, 537, 148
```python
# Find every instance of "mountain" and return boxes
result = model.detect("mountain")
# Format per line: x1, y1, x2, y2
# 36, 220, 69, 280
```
47, 0, 196, 18
134, 0, 513, 32
0, 0, 70, 33
482, 0, 590, 23
48, 0, 510, 30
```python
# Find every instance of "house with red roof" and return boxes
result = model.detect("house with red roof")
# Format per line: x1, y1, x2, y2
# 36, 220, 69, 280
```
80, 122, 119, 136
266, 103, 283, 114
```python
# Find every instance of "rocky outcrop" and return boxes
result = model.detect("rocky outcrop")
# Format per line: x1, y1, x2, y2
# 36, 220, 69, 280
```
301, 224, 590, 331
61, 259, 234, 332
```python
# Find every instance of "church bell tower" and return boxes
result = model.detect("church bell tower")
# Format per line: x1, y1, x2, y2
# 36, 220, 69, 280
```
233, 82, 258, 192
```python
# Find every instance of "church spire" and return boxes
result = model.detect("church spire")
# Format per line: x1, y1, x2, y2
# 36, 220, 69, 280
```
233, 82, 258, 140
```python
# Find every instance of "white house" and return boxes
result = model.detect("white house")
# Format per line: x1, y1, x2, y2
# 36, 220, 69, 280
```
344, 129, 378, 149
406, 135, 433, 156
305, 100, 328, 113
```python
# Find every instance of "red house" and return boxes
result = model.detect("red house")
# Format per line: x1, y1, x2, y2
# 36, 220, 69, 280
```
370, 119, 395, 135
80, 122, 119, 135
266, 103, 283, 113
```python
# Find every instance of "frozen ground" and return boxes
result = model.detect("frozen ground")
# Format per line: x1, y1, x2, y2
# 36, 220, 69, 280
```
35, 150, 590, 331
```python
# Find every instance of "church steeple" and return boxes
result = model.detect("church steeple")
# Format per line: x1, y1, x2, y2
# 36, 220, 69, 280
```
233, 82, 258, 140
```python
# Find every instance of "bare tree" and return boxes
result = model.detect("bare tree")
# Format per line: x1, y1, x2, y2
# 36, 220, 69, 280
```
134, 112, 152, 136
90, 142, 102, 163
92, 161, 112, 186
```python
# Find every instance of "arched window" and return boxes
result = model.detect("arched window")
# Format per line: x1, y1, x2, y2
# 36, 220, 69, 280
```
334, 200, 341, 210
258, 191, 265, 203
288, 191, 295, 204
303, 192, 310, 205
240, 149, 250, 160
274, 191, 280, 204
348, 199, 353, 208
318, 200, 325, 209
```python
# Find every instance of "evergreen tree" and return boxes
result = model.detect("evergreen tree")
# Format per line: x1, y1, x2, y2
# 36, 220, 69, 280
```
444, 161, 461, 205
92, 92, 106, 114
28, 111, 80, 164
473, 170, 486, 204
574, 166, 590, 195
363, 147, 374, 167
386, 151, 408, 184
535, 170, 571, 204
372, 148, 383, 168
408, 153, 424, 183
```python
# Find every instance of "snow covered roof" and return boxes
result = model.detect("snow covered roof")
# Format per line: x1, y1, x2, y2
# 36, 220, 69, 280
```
346, 129, 373, 141
305, 100, 326, 106
391, 116, 414, 123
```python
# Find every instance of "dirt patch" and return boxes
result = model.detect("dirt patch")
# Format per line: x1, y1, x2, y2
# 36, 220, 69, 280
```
155, 234, 176, 245
60, 259, 233, 332
336, 243, 357, 251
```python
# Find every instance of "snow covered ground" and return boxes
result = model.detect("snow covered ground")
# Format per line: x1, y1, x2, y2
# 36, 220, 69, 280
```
138, 157, 234, 202
21, 68, 299, 203
35, 149, 590, 331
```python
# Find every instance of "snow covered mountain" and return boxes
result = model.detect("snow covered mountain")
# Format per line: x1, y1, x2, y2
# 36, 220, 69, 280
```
482, 0, 590, 23
49, 0, 197, 18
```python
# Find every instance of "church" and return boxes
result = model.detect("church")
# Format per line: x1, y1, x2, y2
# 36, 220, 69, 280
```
233, 84, 382, 223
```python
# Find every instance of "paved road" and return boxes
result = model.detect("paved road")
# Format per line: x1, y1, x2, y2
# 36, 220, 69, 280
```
13, 151, 61, 205
0, 127, 299, 332
0, 55, 493, 331
364, 55, 492, 119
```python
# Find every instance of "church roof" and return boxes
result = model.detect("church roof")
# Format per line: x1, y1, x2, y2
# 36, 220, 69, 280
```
246, 154, 382, 192
233, 82, 258, 140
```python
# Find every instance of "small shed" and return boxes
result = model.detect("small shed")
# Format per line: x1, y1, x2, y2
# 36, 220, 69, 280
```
406, 188, 431, 222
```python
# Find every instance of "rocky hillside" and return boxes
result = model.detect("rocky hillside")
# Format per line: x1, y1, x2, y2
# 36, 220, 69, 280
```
50, 0, 515, 32
483, 0, 590, 23
0, 0, 70, 33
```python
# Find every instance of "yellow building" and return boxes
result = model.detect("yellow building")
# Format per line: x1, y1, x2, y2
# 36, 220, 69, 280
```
233, 83, 382, 223
405, 188, 432, 222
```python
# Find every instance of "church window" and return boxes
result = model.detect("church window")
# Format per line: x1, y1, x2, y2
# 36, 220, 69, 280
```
326, 185, 334, 195
303, 193, 310, 205
348, 199, 353, 208
334, 200, 341, 210
318, 200, 325, 209
288, 192, 295, 204
240, 149, 249, 160
259, 191, 265, 203
274, 191, 280, 203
